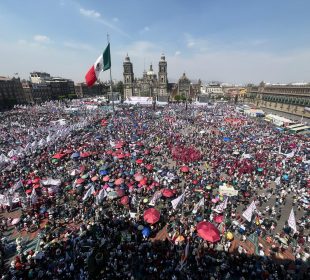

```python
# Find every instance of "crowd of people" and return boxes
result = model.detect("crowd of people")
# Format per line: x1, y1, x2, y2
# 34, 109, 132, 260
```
0, 100, 309, 279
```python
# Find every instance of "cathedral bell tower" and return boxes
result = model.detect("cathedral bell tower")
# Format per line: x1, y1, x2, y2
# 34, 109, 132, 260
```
123, 54, 134, 99
158, 53, 168, 95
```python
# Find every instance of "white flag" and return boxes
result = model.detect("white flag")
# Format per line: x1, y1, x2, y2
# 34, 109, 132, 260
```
83, 186, 95, 201
192, 197, 204, 214
171, 192, 185, 210
288, 208, 297, 233
285, 150, 295, 158
242, 200, 256, 222
214, 197, 228, 213
275, 176, 281, 186
278, 144, 282, 154
149, 191, 162, 206
96, 188, 107, 204
30, 188, 38, 205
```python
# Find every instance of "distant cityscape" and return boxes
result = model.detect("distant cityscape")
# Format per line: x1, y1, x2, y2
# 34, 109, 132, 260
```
0, 54, 310, 120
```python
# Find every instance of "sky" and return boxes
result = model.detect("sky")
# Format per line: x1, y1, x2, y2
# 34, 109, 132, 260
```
1, 0, 310, 85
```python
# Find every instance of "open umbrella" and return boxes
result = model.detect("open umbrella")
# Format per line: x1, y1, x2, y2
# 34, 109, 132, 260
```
76, 178, 85, 185
197, 221, 221, 243
136, 159, 143, 164
142, 227, 151, 237
134, 174, 143, 182
226, 232, 234, 240
120, 196, 129, 205
70, 169, 80, 176
117, 189, 125, 197
52, 153, 66, 159
162, 189, 174, 198
102, 175, 110, 182
71, 152, 80, 159
99, 170, 108, 176
143, 208, 160, 224
80, 152, 92, 158
91, 176, 98, 182
214, 215, 224, 223
180, 166, 189, 172
146, 164, 153, 171
107, 191, 118, 199
11, 217, 21, 225
115, 178, 124, 185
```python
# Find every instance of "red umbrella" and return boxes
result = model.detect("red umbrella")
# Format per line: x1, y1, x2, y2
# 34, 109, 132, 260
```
32, 178, 40, 184
33, 184, 40, 189
115, 144, 123, 149
192, 180, 198, 185
115, 178, 124, 186
76, 178, 85, 185
136, 159, 143, 164
162, 189, 174, 198
117, 189, 125, 197
180, 166, 189, 172
214, 215, 224, 224
25, 189, 32, 195
117, 154, 126, 159
106, 150, 113, 155
146, 164, 153, 171
140, 178, 148, 186
197, 221, 221, 243
102, 176, 110, 182
120, 196, 129, 205
144, 208, 160, 224
52, 153, 66, 159
80, 152, 91, 158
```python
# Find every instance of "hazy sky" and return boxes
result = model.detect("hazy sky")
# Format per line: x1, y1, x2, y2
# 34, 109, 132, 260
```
1, 0, 310, 84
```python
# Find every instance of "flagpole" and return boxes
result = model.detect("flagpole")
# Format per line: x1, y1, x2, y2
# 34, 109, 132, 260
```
107, 34, 114, 113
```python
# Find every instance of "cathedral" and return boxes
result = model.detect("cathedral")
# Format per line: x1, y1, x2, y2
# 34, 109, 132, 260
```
123, 53, 169, 102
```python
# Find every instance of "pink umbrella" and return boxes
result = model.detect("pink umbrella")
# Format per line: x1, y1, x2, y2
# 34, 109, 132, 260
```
115, 178, 124, 186
76, 178, 85, 185
91, 176, 98, 182
135, 174, 143, 182
136, 159, 143, 164
120, 196, 129, 205
214, 215, 224, 223
146, 164, 153, 171
197, 221, 221, 243
11, 217, 21, 225
102, 176, 110, 182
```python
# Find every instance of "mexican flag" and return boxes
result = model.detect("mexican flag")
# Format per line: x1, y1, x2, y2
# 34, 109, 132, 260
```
85, 43, 111, 87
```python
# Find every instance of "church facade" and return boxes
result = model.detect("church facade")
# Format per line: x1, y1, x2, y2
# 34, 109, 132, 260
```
123, 54, 169, 101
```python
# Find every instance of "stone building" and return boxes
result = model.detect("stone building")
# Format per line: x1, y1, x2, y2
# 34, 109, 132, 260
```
247, 82, 310, 119
171, 73, 201, 101
75, 83, 106, 98
45, 77, 76, 100
0, 76, 27, 110
123, 54, 169, 102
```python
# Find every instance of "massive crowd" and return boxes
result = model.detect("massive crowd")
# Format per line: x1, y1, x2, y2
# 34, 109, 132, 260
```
0, 101, 309, 279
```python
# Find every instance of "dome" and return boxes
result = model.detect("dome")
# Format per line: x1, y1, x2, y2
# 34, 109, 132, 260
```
124, 53, 130, 62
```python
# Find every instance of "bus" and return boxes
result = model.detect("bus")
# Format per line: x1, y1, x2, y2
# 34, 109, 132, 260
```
285, 123, 305, 130
289, 126, 310, 134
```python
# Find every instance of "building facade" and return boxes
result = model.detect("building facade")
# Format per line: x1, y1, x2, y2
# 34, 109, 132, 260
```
246, 82, 310, 119
123, 54, 168, 101
45, 77, 76, 100
170, 74, 201, 101
75, 83, 106, 98
0, 77, 27, 110
30, 72, 51, 84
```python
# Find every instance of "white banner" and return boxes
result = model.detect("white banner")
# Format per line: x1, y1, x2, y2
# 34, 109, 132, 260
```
242, 200, 256, 222
288, 208, 297, 233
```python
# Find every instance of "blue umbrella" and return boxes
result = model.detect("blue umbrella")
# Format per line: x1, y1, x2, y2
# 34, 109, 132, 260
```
100, 170, 108, 176
223, 137, 231, 142
71, 152, 80, 159
142, 227, 151, 237
282, 174, 289, 181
